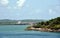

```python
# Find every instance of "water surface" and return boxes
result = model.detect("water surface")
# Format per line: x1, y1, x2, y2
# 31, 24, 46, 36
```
0, 25, 60, 38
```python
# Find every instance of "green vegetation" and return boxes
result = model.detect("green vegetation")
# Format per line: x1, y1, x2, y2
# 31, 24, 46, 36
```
33, 17, 60, 30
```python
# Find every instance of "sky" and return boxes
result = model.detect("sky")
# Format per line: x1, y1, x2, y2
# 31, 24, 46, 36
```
0, 0, 60, 20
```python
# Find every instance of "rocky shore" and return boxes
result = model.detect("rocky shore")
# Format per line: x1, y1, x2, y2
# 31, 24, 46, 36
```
26, 26, 60, 32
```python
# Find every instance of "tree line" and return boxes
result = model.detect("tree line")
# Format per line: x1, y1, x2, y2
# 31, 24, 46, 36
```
33, 17, 60, 30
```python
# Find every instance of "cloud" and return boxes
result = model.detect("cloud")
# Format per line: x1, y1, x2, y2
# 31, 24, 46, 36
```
0, 0, 9, 6
49, 9, 56, 15
0, 0, 26, 9
16, 0, 26, 8
49, 9, 52, 14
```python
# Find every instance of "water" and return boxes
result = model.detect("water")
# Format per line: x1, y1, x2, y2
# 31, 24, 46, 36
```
0, 25, 60, 38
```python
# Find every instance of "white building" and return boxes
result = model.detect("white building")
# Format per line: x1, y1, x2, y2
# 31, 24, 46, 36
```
17, 21, 21, 24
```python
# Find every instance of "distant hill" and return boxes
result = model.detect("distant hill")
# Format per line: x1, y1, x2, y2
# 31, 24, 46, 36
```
0, 19, 45, 25
20, 19, 45, 22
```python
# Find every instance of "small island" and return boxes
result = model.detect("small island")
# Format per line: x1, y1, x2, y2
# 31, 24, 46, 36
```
26, 17, 60, 32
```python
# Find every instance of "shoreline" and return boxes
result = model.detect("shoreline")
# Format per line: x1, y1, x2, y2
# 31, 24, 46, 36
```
26, 26, 60, 32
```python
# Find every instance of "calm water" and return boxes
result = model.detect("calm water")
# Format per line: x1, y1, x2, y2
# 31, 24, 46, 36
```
0, 25, 60, 38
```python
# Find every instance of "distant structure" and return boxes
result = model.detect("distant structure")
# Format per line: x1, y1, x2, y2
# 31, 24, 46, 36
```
17, 21, 21, 24
16, 21, 36, 25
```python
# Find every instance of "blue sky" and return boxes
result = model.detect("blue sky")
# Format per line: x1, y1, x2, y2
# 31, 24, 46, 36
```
0, 0, 60, 20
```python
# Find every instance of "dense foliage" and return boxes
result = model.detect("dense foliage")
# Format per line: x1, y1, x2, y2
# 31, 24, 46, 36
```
33, 17, 60, 29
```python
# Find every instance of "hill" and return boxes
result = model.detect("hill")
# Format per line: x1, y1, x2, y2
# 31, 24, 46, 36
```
26, 17, 60, 32
0, 19, 45, 25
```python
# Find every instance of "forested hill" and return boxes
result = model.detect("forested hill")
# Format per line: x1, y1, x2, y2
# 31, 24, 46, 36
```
26, 17, 60, 32
33, 17, 60, 29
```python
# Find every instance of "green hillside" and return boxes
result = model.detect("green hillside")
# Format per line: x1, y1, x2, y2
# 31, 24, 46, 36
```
33, 17, 60, 29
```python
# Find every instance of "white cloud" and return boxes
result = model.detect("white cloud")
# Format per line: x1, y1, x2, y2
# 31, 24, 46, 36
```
49, 9, 52, 14
0, 0, 26, 9
17, 0, 26, 8
49, 9, 56, 15
0, 0, 9, 6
